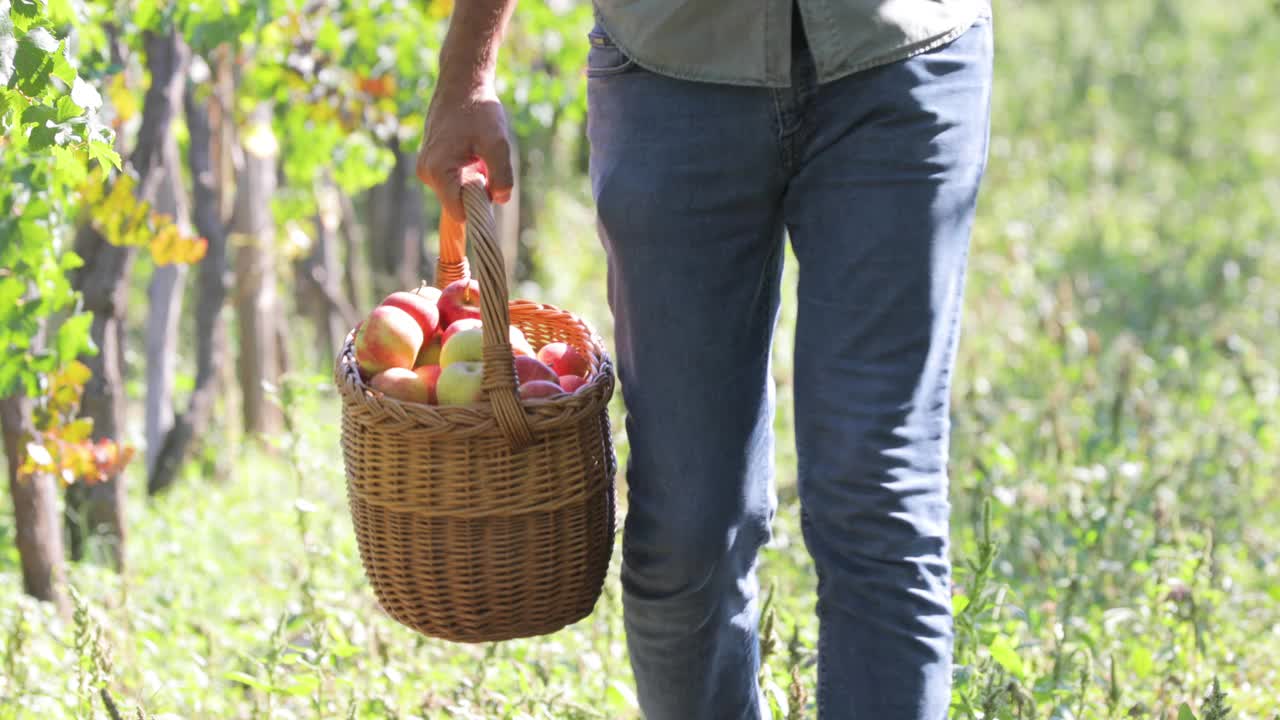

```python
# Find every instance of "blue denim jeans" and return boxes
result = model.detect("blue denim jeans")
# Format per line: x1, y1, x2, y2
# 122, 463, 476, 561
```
586, 11, 993, 720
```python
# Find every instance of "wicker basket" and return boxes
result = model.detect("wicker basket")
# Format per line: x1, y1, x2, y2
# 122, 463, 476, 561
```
335, 182, 617, 643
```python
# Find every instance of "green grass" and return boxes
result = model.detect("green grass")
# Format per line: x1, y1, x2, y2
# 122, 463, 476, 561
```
3, 0, 1279, 718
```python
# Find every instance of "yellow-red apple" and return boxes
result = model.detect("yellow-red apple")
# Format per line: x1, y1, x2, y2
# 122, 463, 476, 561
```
415, 334, 442, 367
356, 306, 423, 375
380, 291, 440, 338
370, 367, 431, 404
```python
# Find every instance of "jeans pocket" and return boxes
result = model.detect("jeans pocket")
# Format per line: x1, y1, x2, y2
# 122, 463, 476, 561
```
586, 26, 637, 77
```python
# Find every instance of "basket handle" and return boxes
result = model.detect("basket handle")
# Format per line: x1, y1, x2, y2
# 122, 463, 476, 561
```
436, 202, 469, 286
436, 179, 534, 449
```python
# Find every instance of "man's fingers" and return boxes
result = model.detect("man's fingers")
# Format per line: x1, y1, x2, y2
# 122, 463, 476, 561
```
417, 147, 467, 221
478, 135, 515, 204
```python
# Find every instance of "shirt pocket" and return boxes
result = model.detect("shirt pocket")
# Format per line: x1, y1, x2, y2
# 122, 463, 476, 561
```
586, 26, 638, 77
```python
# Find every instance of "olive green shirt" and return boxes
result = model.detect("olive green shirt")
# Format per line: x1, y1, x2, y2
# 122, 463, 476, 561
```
592, 0, 990, 87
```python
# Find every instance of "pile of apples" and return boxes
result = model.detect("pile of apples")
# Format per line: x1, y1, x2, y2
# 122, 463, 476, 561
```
354, 279, 591, 406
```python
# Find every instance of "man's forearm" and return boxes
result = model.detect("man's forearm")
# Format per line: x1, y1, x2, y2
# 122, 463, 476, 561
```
418, 0, 519, 216
437, 0, 519, 93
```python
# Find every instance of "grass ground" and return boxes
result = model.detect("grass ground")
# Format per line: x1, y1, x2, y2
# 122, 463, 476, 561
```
2, 0, 1279, 718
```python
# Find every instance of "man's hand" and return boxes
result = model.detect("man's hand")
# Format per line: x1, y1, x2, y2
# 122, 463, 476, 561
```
417, 83, 513, 222
416, 0, 518, 222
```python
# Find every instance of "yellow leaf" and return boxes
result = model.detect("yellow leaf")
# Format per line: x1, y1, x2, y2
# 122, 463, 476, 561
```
66, 443, 96, 479
57, 360, 93, 388
50, 383, 82, 415
125, 198, 150, 241
150, 224, 177, 265
107, 74, 139, 124
184, 237, 208, 264
61, 418, 94, 443
80, 167, 107, 206
117, 443, 136, 468
428, 0, 453, 20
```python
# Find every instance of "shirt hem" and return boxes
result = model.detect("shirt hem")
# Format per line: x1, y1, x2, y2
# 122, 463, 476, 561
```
815, 4, 990, 85
593, 2, 989, 89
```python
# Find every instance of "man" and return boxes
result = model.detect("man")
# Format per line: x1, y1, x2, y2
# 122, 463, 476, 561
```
417, 0, 993, 717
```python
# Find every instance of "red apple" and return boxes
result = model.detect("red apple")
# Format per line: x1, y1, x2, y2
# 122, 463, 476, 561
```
442, 317, 483, 346
558, 374, 587, 393
380, 291, 440, 339
415, 364, 442, 404
436, 361, 485, 405
370, 367, 432, 404
356, 306, 423, 375
537, 342, 590, 377
518, 380, 564, 400
438, 278, 481, 328
415, 334, 442, 367
514, 356, 559, 386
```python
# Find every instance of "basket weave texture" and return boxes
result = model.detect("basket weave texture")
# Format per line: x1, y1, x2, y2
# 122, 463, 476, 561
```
335, 183, 617, 643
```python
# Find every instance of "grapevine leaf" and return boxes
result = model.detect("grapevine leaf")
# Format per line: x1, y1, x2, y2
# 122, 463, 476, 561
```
0, 88, 31, 125
132, 0, 157, 29
55, 93, 79, 121
49, 45, 73, 84
27, 121, 57, 149
12, 0, 46, 31
54, 311, 94, 363
58, 249, 83, 271
87, 139, 120, 170
50, 144, 87, 187
20, 102, 54, 124
12, 30, 56, 96
315, 18, 340, 53
1177, 703, 1197, 720
0, 359, 21, 398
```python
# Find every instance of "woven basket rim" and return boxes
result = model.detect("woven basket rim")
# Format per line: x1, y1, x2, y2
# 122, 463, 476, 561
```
334, 301, 615, 437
